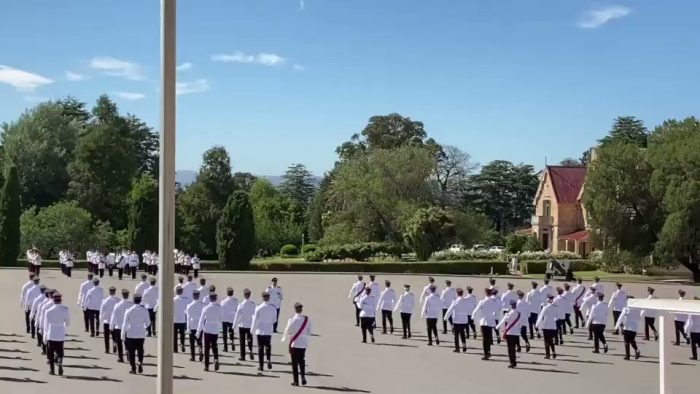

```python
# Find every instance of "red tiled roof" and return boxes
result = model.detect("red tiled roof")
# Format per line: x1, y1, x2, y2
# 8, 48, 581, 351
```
547, 166, 587, 204
559, 230, 589, 242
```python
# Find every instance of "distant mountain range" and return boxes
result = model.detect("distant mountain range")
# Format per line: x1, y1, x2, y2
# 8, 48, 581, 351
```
175, 170, 320, 187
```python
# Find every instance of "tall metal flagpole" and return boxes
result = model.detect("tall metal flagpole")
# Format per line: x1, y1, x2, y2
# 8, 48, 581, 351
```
158, 0, 176, 393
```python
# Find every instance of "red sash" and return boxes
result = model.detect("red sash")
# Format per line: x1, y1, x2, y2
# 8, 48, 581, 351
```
504, 311, 521, 338
574, 286, 586, 306
353, 283, 366, 302
289, 316, 309, 353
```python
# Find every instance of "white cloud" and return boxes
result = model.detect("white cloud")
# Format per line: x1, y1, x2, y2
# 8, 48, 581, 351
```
577, 5, 631, 29
293, 64, 305, 71
212, 51, 287, 66
176, 78, 210, 96
0, 65, 53, 92
65, 71, 88, 81
90, 56, 145, 80
115, 92, 146, 100
176, 62, 192, 71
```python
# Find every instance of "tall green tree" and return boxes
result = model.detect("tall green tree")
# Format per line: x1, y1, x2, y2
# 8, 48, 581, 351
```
217, 191, 256, 269
599, 116, 649, 148
249, 179, 303, 254
280, 163, 316, 216
559, 157, 584, 167
233, 172, 258, 192
404, 206, 455, 261
433, 145, 477, 208
307, 174, 331, 242
19, 201, 94, 258
0, 166, 21, 265
126, 174, 159, 254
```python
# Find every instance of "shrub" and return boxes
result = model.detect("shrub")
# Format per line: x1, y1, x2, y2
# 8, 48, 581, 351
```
520, 259, 597, 275
253, 260, 510, 275
0, 165, 21, 265
280, 244, 299, 257
302, 243, 318, 253
302, 242, 407, 262
19, 201, 94, 259
432, 249, 504, 261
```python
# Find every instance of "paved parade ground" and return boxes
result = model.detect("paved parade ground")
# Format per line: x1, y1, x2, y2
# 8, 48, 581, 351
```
0, 269, 697, 394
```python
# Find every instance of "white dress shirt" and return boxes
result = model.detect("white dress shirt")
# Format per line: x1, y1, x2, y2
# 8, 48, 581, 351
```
43, 304, 70, 341
197, 285, 210, 304
552, 295, 567, 320
197, 303, 223, 335
444, 297, 471, 324
110, 300, 133, 330
674, 297, 689, 322
525, 289, 541, 315
586, 301, 609, 326
121, 304, 150, 339
233, 299, 256, 329
615, 306, 640, 333
25, 286, 42, 313
185, 300, 206, 331
685, 314, 700, 334
591, 282, 605, 296
472, 296, 499, 327
463, 294, 477, 316
571, 284, 587, 307
100, 296, 120, 324
265, 286, 283, 309
500, 290, 517, 312
516, 299, 529, 328
282, 313, 312, 349
356, 294, 377, 318
421, 293, 443, 319
561, 292, 575, 314
377, 288, 396, 311
84, 286, 104, 311
440, 287, 457, 309
539, 284, 554, 305
368, 281, 380, 299
135, 281, 149, 297
221, 296, 239, 323
608, 289, 627, 311
20, 280, 34, 308
393, 292, 415, 314
536, 303, 558, 330
420, 283, 439, 305
142, 285, 159, 309
251, 302, 278, 335
78, 280, 94, 307
348, 281, 366, 302
30, 294, 46, 321
496, 309, 523, 336
581, 292, 598, 316
173, 296, 189, 324
181, 281, 196, 300
640, 295, 658, 319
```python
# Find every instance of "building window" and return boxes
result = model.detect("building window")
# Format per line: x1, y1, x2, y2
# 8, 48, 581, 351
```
543, 200, 551, 217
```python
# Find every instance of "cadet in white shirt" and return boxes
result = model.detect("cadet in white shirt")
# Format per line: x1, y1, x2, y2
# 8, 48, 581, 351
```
122, 293, 150, 374
393, 284, 415, 339
539, 278, 554, 304
356, 286, 377, 344
571, 278, 587, 328
197, 278, 209, 303
128, 251, 139, 279
444, 288, 469, 352
83, 278, 104, 337
685, 313, 700, 360
233, 288, 256, 360
500, 283, 517, 314
536, 294, 558, 359
77, 273, 95, 333
580, 286, 598, 340
562, 283, 575, 336
421, 285, 442, 346
282, 302, 312, 387
440, 280, 457, 334
182, 274, 197, 301
197, 293, 223, 372
464, 287, 478, 339
488, 277, 499, 293
586, 293, 609, 353
100, 286, 119, 354
109, 289, 132, 363
553, 287, 568, 344
185, 290, 206, 361
43, 292, 69, 376
641, 287, 659, 341
265, 277, 284, 333
173, 286, 189, 353
496, 299, 523, 368
419, 276, 437, 306
252, 292, 278, 371
221, 287, 239, 352
609, 282, 627, 335
472, 288, 499, 360
37, 289, 55, 355
615, 296, 641, 360
20, 273, 37, 333
515, 290, 531, 352
490, 289, 503, 343
29, 285, 47, 342
142, 277, 159, 337
134, 274, 149, 300
525, 281, 541, 339
377, 280, 396, 334
591, 276, 605, 296
367, 275, 380, 301
348, 275, 366, 326
674, 289, 691, 345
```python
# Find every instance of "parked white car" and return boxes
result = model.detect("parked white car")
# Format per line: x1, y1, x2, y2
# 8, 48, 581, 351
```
489, 246, 505, 253
471, 244, 487, 251
449, 244, 466, 252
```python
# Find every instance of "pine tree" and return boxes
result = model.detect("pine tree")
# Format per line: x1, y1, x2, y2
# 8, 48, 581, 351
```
126, 174, 159, 254
217, 191, 256, 269
0, 166, 22, 266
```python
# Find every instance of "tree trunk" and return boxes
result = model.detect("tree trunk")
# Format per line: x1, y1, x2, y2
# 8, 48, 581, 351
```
681, 255, 700, 284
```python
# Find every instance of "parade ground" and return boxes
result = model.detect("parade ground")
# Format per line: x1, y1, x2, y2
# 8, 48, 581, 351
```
0, 269, 697, 394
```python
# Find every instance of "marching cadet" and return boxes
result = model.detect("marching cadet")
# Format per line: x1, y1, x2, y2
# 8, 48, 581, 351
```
421, 285, 442, 346
591, 276, 605, 296
562, 283, 575, 335
281, 302, 312, 387
43, 292, 69, 376
100, 287, 119, 353
197, 293, 223, 372
64, 251, 74, 277
586, 292, 609, 353
496, 299, 523, 368
525, 281, 541, 339
175, 276, 185, 295
615, 296, 641, 360
221, 287, 239, 352
77, 273, 95, 332
97, 252, 106, 278
500, 283, 517, 315
464, 287, 478, 339
192, 254, 201, 278
571, 278, 587, 328
128, 250, 140, 279
21, 274, 38, 334
252, 292, 277, 371
37, 289, 56, 356
641, 287, 659, 341
609, 282, 627, 335
173, 286, 189, 353
440, 280, 456, 334
472, 288, 499, 360
580, 286, 598, 340
185, 290, 205, 362
116, 252, 126, 280
674, 289, 691, 345
367, 275, 380, 302
516, 290, 531, 352
488, 277, 499, 293
376, 280, 396, 334
536, 294, 558, 359
59, 250, 66, 275
552, 287, 567, 344
444, 288, 469, 352
490, 289, 503, 343
109, 289, 132, 363
393, 284, 415, 339
265, 278, 283, 333
539, 278, 554, 302
182, 274, 197, 301
122, 293, 150, 374
348, 275, 366, 326
685, 313, 700, 360
356, 286, 377, 344
83, 278, 104, 337
233, 289, 256, 361
134, 274, 149, 299
106, 252, 116, 277
419, 276, 437, 306
143, 277, 159, 337
29, 285, 47, 341
197, 278, 209, 303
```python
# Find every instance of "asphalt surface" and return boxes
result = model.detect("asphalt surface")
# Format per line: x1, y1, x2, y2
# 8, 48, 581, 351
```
0, 269, 697, 394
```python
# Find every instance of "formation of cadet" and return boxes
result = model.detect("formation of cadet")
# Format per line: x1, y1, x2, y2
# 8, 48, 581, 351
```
347, 274, 700, 368
25, 247, 42, 275
174, 249, 201, 277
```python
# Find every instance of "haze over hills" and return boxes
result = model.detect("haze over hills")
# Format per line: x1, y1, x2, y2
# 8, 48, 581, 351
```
175, 170, 321, 187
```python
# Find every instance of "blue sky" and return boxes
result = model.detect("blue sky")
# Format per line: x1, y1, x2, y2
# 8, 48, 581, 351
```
1, 1, 699, 175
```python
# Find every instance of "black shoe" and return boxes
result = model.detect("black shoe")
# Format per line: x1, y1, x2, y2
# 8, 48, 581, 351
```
113, 345, 117, 353
390, 327, 394, 334
623, 356, 630, 360
199, 352, 203, 362
517, 346, 521, 353
138, 364, 143, 373
204, 366, 209, 372
690, 357, 698, 361
362, 340, 367, 343
654, 334, 659, 341
544, 355, 551, 359
118, 358, 124, 363
182, 345, 186, 352
536, 333, 541, 339
355, 323, 359, 327
436, 339, 440, 345
427, 342, 432, 346
508, 364, 516, 368
552, 353, 557, 359
635, 350, 641, 360
401, 336, 407, 339
462, 347, 467, 353
371, 336, 375, 343
381, 331, 386, 335
215, 361, 220, 371
250, 353, 254, 361
570, 329, 574, 335
189, 357, 195, 361
526, 344, 531, 353
481, 356, 490, 360
302, 379, 307, 386
613, 331, 619, 336
673, 341, 680, 346
687, 337, 691, 345
257, 367, 263, 372
453, 349, 459, 353
96, 332, 100, 336
49, 370, 55, 375
239, 357, 245, 361
291, 382, 299, 386
496, 338, 501, 344
604, 344, 609, 353
593, 350, 600, 353
90, 334, 95, 337
267, 362, 272, 370
129, 369, 136, 374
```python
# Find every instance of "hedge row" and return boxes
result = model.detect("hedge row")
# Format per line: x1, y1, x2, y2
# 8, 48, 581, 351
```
520, 260, 598, 275
304, 242, 408, 262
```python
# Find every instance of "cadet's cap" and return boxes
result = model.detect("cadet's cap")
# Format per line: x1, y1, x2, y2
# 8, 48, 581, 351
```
507, 283, 514, 287
39, 284, 47, 290
178, 276, 184, 281
531, 281, 538, 285
209, 285, 216, 291
133, 293, 142, 298
428, 276, 434, 282
489, 277, 495, 283
209, 293, 218, 300
484, 287, 492, 293
187, 274, 193, 279
150, 277, 157, 282
109, 286, 116, 291
547, 294, 555, 299
121, 289, 130, 294
272, 277, 278, 282
679, 289, 686, 295
445, 279, 452, 284
594, 276, 600, 281
492, 289, 499, 294
516, 290, 525, 296
466, 286, 473, 291
294, 302, 303, 308
429, 285, 436, 291
52, 292, 62, 300
33, 276, 40, 281
403, 284, 410, 288
456, 288, 464, 293
564, 283, 571, 288
556, 287, 563, 292
616, 282, 622, 287
509, 299, 517, 306
243, 288, 251, 295
175, 285, 183, 291
226, 287, 233, 292
193, 289, 200, 294
92, 278, 100, 283
141, 274, 147, 279
647, 287, 655, 292
261, 292, 270, 297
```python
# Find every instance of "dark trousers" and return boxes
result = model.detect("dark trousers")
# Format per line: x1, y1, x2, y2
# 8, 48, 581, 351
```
426, 318, 439, 344
453, 323, 467, 350
239, 327, 253, 359
574, 306, 584, 328
612, 311, 622, 333
203, 333, 219, 368
592, 324, 607, 351
193, 269, 199, 278
37, 331, 44, 349
147, 309, 156, 336
442, 308, 453, 333
174, 323, 186, 352
83, 310, 89, 332
588, 321, 594, 339
556, 319, 564, 343
506, 335, 520, 366
257, 335, 271, 369
400, 312, 412, 338
528, 313, 539, 339
644, 317, 658, 340
520, 326, 530, 345
108, 266, 114, 276
381, 310, 394, 333
480, 325, 493, 356
189, 330, 202, 359
25, 310, 30, 333
675, 320, 689, 344
290, 347, 306, 384
542, 329, 557, 357
131, 267, 136, 279
112, 329, 124, 361
65, 267, 72, 277
125, 337, 144, 371
47, 340, 64, 373
118, 268, 123, 280
274, 308, 280, 332
622, 330, 638, 358
222, 322, 235, 351
30, 318, 36, 338
87, 309, 99, 335
103, 323, 111, 352
98, 268, 104, 278
354, 304, 361, 325
564, 313, 573, 332
467, 316, 477, 338
360, 317, 375, 342
690, 332, 700, 360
